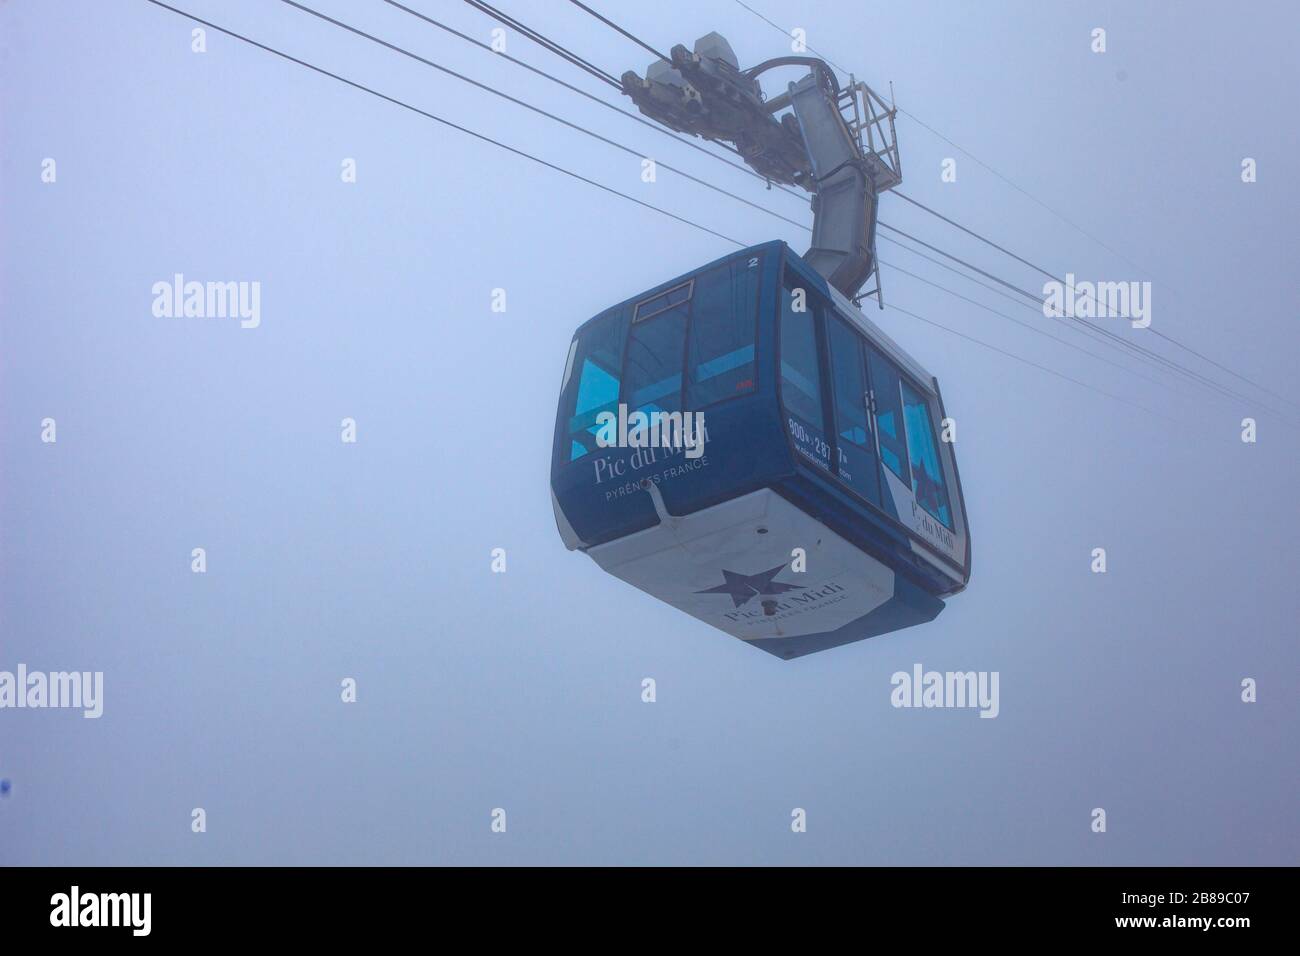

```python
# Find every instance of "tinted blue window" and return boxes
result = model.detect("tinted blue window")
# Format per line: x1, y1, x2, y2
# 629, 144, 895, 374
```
623, 306, 686, 415
901, 381, 954, 529
827, 316, 881, 504
779, 279, 830, 471
687, 257, 759, 407
566, 314, 625, 461
867, 348, 910, 485
633, 281, 691, 322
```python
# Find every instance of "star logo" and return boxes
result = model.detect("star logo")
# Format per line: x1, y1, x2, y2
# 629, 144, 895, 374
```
695, 565, 805, 608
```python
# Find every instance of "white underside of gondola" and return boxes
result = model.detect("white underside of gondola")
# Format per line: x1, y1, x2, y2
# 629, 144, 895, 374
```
582, 489, 895, 642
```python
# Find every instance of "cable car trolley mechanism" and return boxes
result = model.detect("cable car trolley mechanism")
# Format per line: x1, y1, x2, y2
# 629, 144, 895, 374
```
550, 33, 970, 659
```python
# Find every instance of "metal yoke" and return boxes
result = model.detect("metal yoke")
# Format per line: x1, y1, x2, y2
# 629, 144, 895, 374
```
620, 33, 901, 304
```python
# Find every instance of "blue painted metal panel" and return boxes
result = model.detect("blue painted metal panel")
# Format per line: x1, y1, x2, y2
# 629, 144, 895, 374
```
746, 575, 945, 660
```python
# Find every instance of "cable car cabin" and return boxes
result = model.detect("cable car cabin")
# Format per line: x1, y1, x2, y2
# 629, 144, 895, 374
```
550, 240, 970, 659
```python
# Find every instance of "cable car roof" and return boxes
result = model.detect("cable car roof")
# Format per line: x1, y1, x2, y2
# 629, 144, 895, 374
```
572, 240, 941, 396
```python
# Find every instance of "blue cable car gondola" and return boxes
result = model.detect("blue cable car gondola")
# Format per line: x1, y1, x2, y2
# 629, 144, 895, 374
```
550, 241, 970, 659
551, 33, 970, 658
